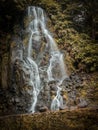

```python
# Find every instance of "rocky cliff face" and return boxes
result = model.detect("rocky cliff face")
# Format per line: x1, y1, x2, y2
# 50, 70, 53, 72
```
0, 0, 98, 116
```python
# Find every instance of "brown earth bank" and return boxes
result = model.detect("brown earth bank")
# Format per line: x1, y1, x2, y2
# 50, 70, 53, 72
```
0, 108, 98, 130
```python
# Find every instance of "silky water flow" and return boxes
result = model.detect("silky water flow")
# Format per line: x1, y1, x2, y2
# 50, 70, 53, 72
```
13, 6, 68, 113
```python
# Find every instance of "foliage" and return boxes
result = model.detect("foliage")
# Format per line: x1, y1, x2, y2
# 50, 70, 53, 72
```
0, 0, 98, 72
46, 0, 98, 72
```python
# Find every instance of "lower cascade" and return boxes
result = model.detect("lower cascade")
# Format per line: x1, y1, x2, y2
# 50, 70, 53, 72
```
11, 6, 68, 113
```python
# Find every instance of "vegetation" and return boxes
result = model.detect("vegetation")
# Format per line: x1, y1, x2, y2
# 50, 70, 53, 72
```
0, 108, 98, 130
45, 0, 98, 72
0, 0, 98, 72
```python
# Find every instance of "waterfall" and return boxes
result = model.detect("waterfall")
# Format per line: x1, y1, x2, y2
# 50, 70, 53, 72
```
12, 6, 68, 113
26, 6, 68, 112
26, 6, 41, 113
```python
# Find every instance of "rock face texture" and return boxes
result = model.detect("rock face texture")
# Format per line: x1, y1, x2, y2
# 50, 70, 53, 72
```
0, 0, 98, 116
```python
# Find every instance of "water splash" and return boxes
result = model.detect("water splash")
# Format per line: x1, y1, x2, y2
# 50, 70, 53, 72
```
51, 86, 63, 110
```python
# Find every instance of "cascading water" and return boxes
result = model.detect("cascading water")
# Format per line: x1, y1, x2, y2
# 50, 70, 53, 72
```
26, 6, 68, 112
26, 7, 42, 113
12, 6, 68, 113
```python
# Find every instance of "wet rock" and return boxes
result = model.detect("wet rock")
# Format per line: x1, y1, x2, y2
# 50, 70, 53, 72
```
64, 77, 71, 82
77, 99, 88, 108
39, 106, 48, 112
50, 85, 58, 91
48, 80, 57, 85
50, 90, 56, 96
60, 105, 69, 110
14, 97, 20, 103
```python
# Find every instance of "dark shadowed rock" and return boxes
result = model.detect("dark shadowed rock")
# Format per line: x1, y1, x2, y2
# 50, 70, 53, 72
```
39, 106, 48, 112
59, 105, 69, 110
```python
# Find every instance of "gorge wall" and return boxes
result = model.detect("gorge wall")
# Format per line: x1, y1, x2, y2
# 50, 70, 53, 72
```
0, 0, 98, 116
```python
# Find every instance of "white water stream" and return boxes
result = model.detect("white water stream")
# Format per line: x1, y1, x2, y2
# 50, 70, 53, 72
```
25, 6, 68, 112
